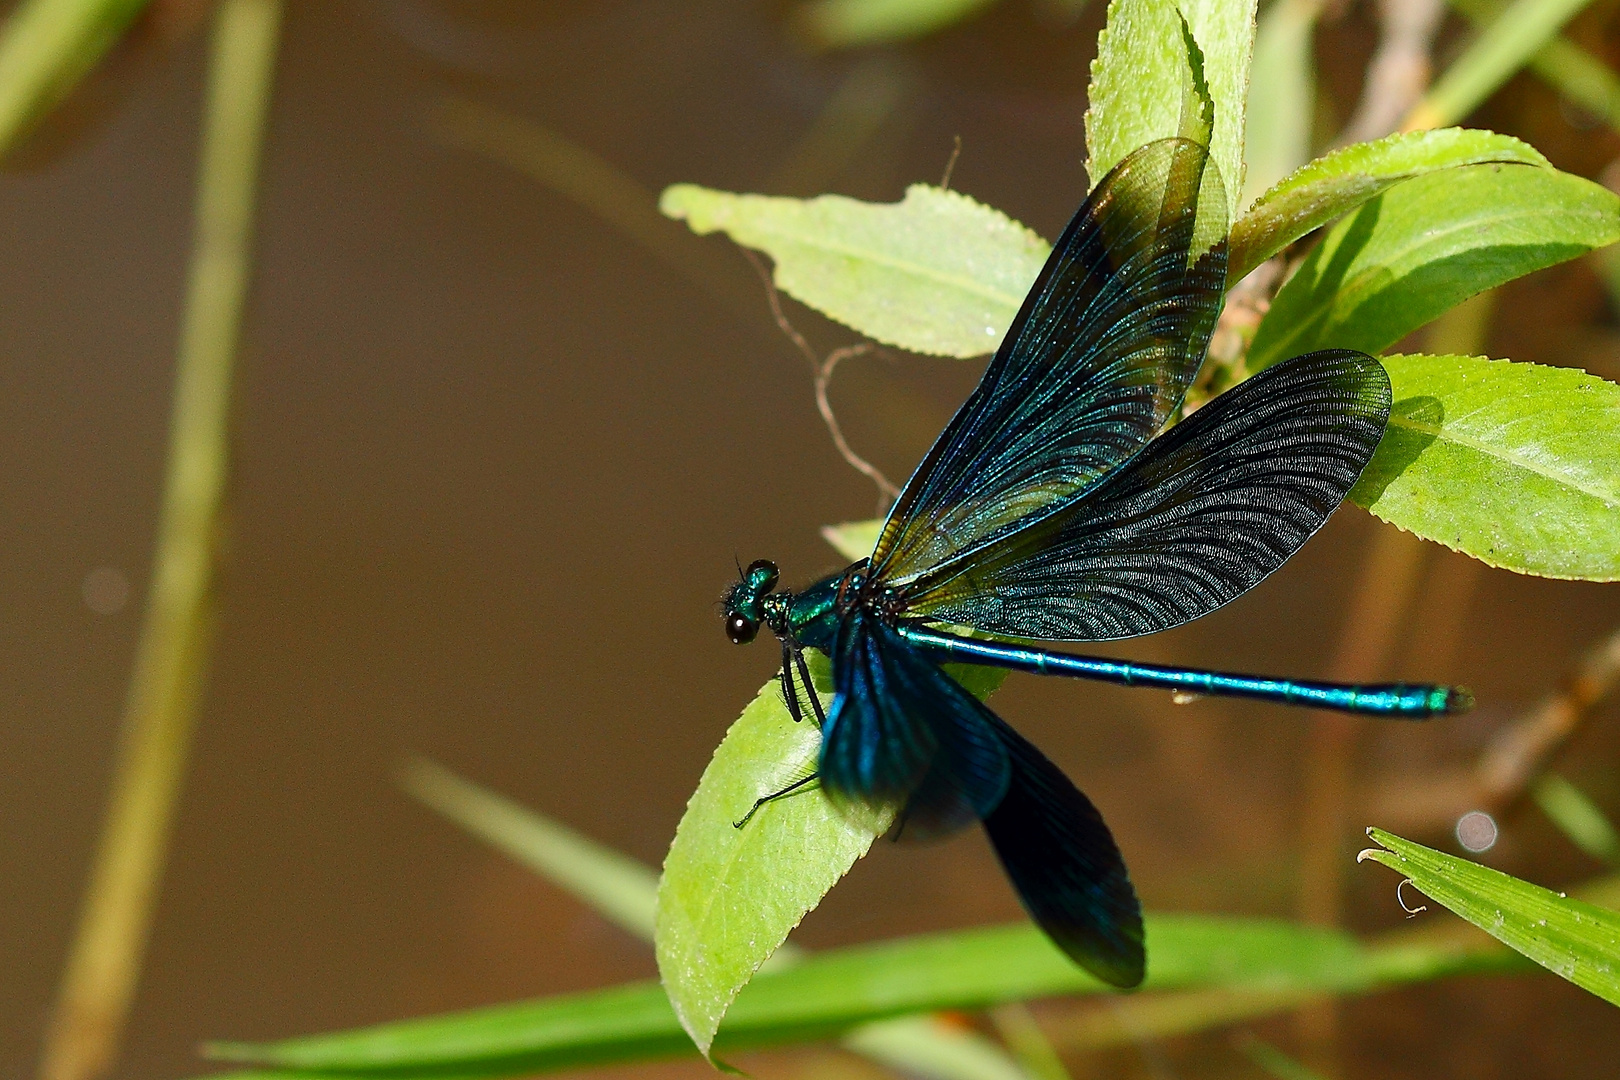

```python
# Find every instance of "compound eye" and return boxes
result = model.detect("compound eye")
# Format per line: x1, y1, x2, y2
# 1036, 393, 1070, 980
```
745, 559, 779, 593
726, 613, 759, 645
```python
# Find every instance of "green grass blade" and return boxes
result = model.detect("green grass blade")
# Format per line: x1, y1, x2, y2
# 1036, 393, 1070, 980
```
1349, 354, 1620, 581
204, 881, 1620, 1076
399, 759, 659, 939
1228, 128, 1548, 283
1408, 0, 1597, 130
1359, 828, 1620, 1007
1240, 0, 1319, 212
204, 915, 1371, 1075
1086, 0, 1258, 219
661, 182, 1047, 358
1448, 0, 1620, 136
793, 0, 1001, 48
1533, 774, 1620, 866
1248, 163, 1620, 373
0, 0, 152, 155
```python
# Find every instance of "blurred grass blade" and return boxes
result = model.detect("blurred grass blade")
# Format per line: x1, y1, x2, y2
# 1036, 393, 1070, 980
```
401, 760, 1034, 1080
35, 4, 283, 1080
1533, 774, 1620, 867
794, 0, 1000, 48
988, 1004, 1072, 1080
400, 759, 659, 938
844, 1018, 1030, 1080
1233, 1034, 1328, 1080
0, 0, 153, 155
1228, 128, 1548, 283
1405, 0, 1597, 130
1359, 827, 1620, 1006
661, 182, 1047, 358
1447, 0, 1620, 136
1241, 0, 1319, 211
1350, 354, 1620, 581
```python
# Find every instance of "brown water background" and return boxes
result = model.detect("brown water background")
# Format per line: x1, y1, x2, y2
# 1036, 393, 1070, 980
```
2, 2, 1619, 1078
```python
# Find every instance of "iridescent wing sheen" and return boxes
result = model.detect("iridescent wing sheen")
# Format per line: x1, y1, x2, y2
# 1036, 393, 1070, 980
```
821, 612, 1009, 838
868, 137, 1228, 587
898, 349, 1392, 641
822, 615, 1143, 986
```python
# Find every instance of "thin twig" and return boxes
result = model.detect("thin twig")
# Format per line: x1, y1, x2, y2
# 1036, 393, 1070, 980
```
35, 4, 282, 1080
940, 134, 962, 190
740, 248, 900, 504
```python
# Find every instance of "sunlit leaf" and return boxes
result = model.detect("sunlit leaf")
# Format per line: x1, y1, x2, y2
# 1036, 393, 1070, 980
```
1229, 128, 1550, 282
1086, 0, 1258, 218
1349, 354, 1620, 580
794, 0, 1000, 48
655, 671, 885, 1058
661, 182, 1047, 358
822, 518, 885, 561
1248, 163, 1620, 372
1359, 827, 1620, 1006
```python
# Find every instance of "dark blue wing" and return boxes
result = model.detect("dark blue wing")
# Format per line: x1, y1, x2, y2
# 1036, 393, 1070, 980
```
868, 137, 1228, 587
900, 349, 1391, 640
982, 712, 1143, 987
822, 612, 1009, 837
823, 615, 1144, 985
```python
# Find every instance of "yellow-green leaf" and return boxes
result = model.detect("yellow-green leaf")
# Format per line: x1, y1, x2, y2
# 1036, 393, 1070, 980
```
661, 183, 1047, 358
1351, 354, 1620, 581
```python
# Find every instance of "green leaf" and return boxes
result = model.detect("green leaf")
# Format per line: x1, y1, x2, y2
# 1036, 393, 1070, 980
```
0, 0, 155, 155
1407, 0, 1598, 131
661, 183, 1048, 358
1240, 0, 1320, 212
655, 673, 886, 1058
1358, 827, 1620, 1007
1349, 354, 1620, 580
1229, 128, 1550, 282
1533, 774, 1620, 867
1086, 0, 1258, 219
822, 518, 885, 561
794, 0, 1000, 48
1247, 163, 1620, 372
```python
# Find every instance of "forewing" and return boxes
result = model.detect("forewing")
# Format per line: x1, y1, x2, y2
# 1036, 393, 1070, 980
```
902, 349, 1391, 640
981, 712, 1143, 987
821, 614, 1010, 836
869, 137, 1228, 586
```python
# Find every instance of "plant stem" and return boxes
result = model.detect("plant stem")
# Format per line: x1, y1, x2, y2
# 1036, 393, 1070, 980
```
0, 0, 154, 154
35, 3, 281, 1079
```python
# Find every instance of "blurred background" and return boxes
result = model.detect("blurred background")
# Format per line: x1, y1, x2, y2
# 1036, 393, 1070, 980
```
2, 1, 1619, 1078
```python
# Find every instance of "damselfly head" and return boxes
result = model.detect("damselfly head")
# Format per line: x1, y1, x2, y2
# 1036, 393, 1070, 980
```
721, 559, 780, 645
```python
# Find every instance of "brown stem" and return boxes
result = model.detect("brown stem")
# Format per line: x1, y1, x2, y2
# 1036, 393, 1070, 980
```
741, 248, 899, 504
